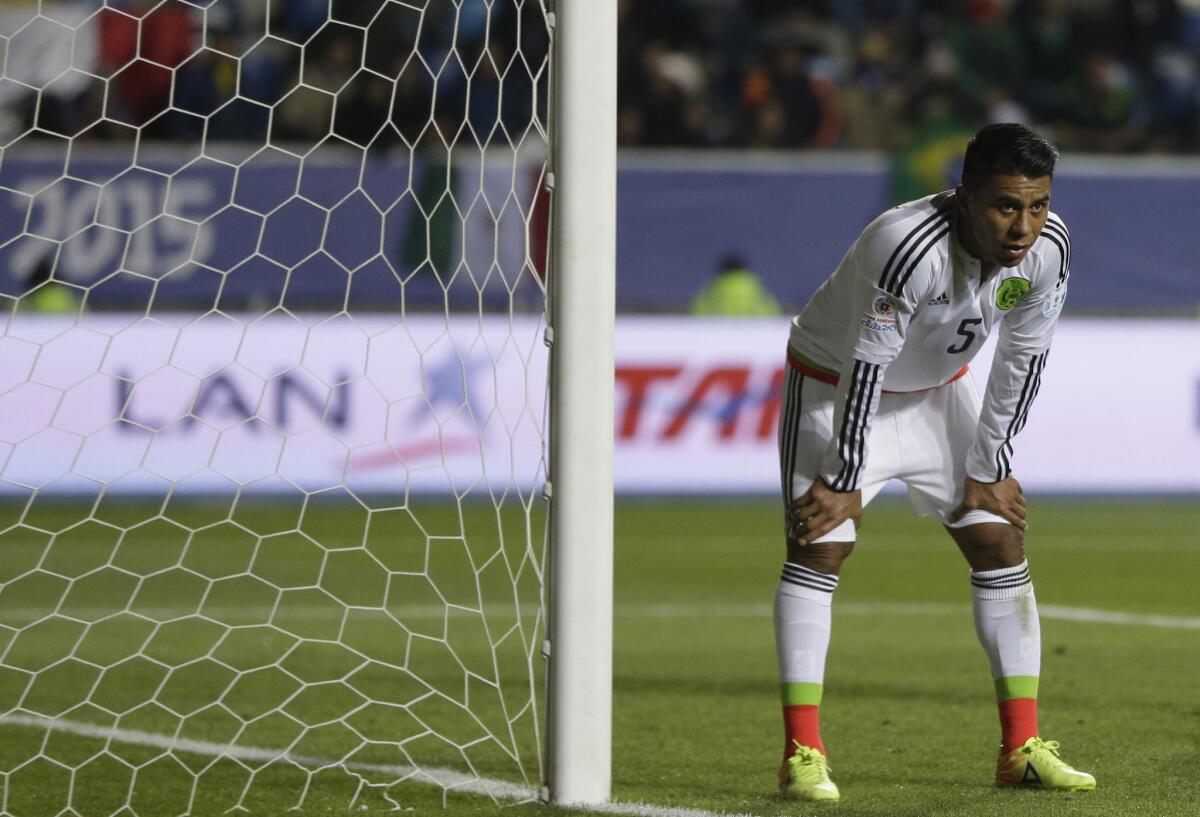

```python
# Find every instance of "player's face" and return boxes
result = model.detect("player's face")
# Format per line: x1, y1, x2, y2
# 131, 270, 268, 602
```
957, 174, 1052, 270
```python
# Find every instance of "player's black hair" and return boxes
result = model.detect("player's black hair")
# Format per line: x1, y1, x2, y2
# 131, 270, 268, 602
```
960, 123, 1058, 190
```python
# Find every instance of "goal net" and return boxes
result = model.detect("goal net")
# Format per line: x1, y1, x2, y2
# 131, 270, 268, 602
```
0, 0, 556, 811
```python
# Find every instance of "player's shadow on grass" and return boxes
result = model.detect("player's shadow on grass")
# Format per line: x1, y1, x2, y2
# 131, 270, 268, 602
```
833, 767, 997, 789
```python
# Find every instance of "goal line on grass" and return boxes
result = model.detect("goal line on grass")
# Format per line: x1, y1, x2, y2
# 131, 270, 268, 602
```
0, 714, 760, 817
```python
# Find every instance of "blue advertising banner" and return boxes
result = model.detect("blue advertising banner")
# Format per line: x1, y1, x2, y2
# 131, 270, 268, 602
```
0, 145, 544, 312
615, 155, 891, 312
614, 153, 1200, 314
2, 148, 1196, 314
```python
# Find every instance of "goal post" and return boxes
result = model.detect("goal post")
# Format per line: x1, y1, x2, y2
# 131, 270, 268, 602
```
546, 0, 618, 806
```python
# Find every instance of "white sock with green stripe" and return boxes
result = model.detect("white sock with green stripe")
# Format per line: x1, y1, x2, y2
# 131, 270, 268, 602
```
970, 560, 1041, 750
970, 559, 1040, 679
775, 563, 839, 756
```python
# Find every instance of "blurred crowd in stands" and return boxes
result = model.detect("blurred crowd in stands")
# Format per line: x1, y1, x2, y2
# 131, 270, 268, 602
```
620, 0, 1200, 157
8, 0, 1200, 159
16, 0, 547, 150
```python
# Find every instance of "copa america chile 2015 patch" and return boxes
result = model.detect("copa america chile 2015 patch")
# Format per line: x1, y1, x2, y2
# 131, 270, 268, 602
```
861, 295, 898, 332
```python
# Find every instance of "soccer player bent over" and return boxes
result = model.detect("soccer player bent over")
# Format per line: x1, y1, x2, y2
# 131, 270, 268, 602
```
774, 123, 1094, 801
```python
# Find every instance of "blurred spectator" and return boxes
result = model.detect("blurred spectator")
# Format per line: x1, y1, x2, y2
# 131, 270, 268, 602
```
1013, 0, 1084, 120
889, 83, 978, 204
100, 0, 196, 128
690, 255, 781, 317
941, 0, 1027, 100
623, 43, 698, 147
744, 45, 842, 147
1058, 51, 1147, 152
19, 260, 83, 315
839, 23, 908, 150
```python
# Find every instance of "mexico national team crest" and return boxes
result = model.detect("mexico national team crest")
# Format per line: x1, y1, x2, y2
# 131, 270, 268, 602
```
995, 278, 1031, 311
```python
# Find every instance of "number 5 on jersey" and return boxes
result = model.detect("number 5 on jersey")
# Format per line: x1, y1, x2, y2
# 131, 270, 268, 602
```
947, 318, 983, 354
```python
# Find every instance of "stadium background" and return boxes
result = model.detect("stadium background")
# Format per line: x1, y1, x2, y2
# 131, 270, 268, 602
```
0, 1, 1198, 816
3, 0, 1196, 495
3, 0, 1200, 315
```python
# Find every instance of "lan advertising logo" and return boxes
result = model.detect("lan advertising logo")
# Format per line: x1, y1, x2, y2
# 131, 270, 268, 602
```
114, 352, 498, 473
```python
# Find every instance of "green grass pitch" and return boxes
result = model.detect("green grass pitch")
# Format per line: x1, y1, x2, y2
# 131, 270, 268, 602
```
0, 495, 1197, 816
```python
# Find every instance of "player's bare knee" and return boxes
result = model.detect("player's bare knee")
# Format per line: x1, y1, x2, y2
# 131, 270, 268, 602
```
989, 524, 1026, 563
949, 522, 1025, 571
786, 540, 854, 576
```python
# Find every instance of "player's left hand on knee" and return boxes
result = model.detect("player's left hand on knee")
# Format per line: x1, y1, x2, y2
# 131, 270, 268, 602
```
949, 476, 1027, 529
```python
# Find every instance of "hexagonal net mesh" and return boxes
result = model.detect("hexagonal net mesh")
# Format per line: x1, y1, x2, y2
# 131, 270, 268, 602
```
0, 0, 552, 812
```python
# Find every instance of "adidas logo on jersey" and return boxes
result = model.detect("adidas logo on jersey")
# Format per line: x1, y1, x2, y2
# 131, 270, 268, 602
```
928, 291, 950, 306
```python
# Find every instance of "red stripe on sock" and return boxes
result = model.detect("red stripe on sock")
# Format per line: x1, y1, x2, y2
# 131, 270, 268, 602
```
999, 697, 1038, 753
783, 704, 824, 757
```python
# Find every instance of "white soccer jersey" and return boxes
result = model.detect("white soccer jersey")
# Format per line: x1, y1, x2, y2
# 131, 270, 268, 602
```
787, 190, 1071, 490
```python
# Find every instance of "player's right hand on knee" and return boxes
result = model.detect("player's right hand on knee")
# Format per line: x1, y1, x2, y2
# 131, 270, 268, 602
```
948, 476, 1027, 529
788, 480, 862, 545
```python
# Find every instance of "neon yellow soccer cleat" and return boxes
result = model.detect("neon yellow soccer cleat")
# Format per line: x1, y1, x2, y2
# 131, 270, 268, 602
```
995, 737, 1096, 791
779, 743, 840, 801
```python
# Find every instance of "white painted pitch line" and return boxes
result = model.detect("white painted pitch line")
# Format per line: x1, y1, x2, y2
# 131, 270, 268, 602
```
1038, 604, 1200, 630
0, 712, 536, 801
1, 601, 1198, 629
0, 714, 760, 817
631, 601, 1200, 630
561, 802, 761, 817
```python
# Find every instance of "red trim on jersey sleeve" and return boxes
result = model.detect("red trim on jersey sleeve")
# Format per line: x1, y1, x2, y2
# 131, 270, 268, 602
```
785, 349, 840, 386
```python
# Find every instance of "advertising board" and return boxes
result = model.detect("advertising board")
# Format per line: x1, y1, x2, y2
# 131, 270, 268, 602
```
2, 316, 1196, 495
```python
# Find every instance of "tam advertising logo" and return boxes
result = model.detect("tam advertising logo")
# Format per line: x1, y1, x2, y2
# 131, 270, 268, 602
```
615, 364, 784, 443
611, 318, 792, 492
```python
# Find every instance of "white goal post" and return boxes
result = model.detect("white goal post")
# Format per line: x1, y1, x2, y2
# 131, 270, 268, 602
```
546, 0, 617, 806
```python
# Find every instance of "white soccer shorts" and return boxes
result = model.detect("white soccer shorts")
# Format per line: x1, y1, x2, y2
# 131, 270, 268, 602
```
778, 365, 1008, 542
